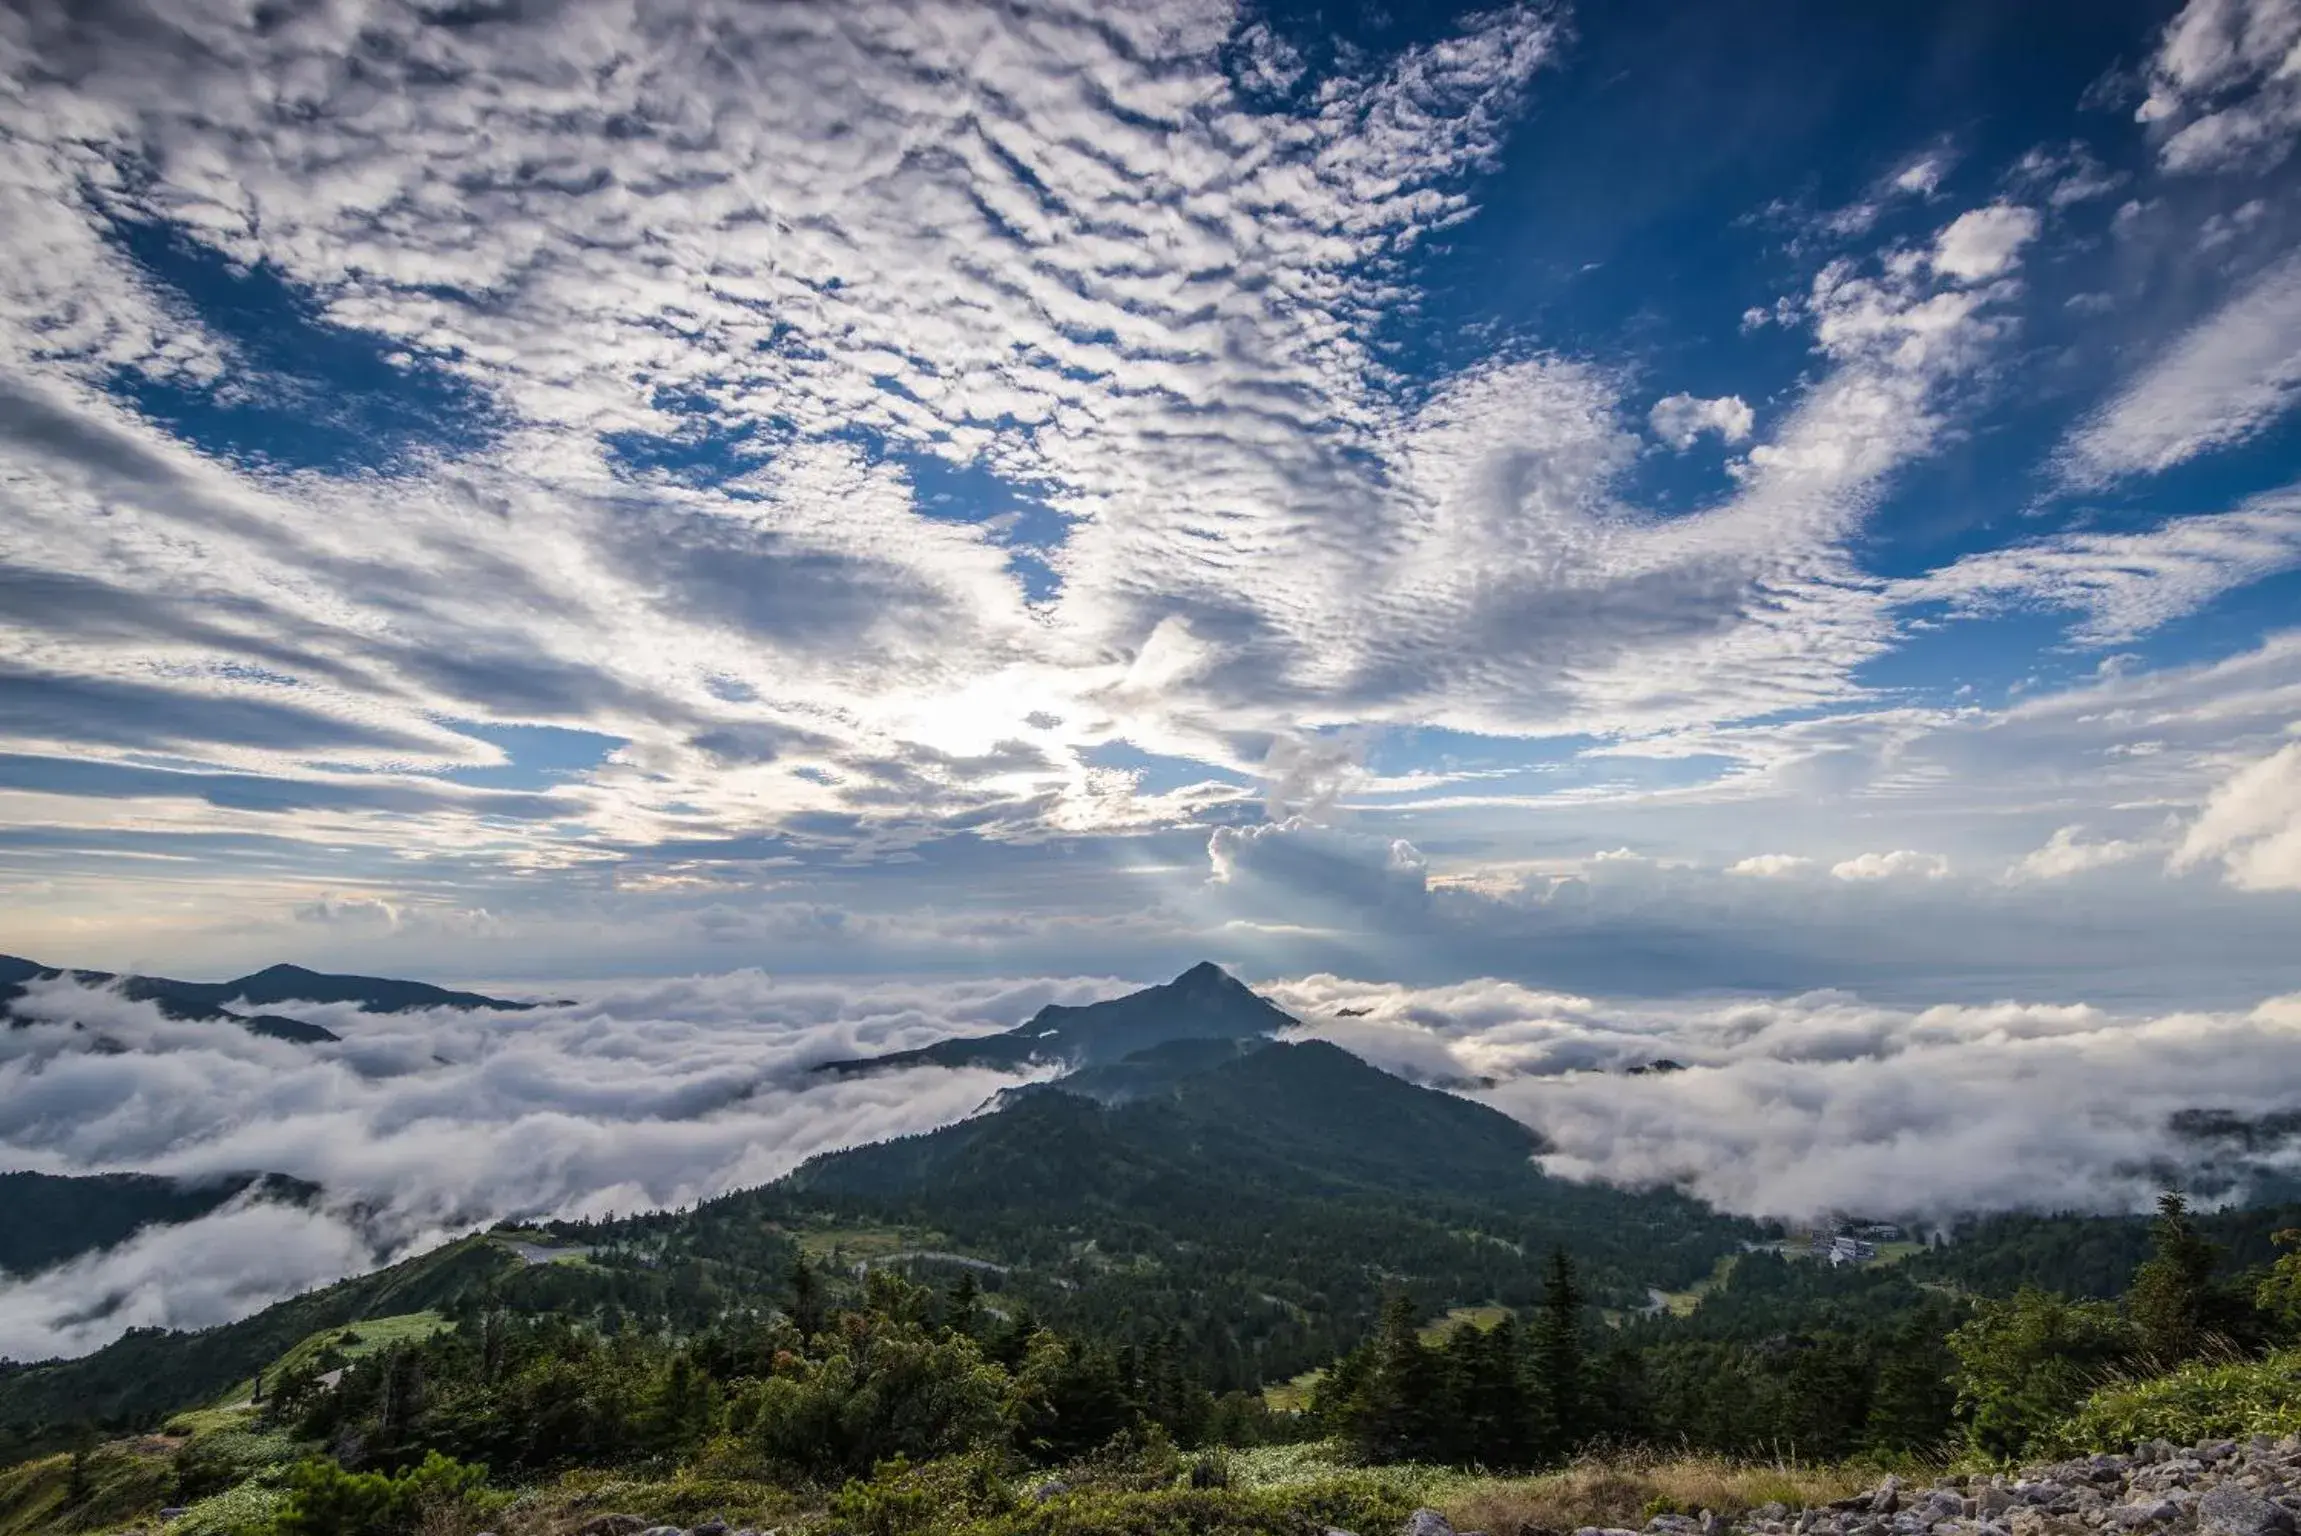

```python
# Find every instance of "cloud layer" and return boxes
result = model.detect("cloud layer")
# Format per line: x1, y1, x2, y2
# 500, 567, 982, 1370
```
14, 958, 2301, 1359
0, 971, 1110, 1358
1268, 975, 2301, 1224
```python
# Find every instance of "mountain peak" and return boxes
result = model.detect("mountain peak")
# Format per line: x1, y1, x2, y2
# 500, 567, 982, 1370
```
818, 960, 1295, 1079
1169, 959, 1242, 990
238, 962, 320, 982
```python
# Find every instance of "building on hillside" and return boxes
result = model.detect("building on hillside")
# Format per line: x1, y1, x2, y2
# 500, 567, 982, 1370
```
1808, 1232, 1878, 1265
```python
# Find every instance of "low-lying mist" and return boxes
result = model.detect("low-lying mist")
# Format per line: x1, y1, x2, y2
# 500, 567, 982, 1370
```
7, 966, 2300, 1361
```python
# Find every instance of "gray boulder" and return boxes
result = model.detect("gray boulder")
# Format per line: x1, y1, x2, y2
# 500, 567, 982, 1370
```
1409, 1512, 1457, 1536
2199, 1488, 2294, 1536
578, 1519, 649, 1536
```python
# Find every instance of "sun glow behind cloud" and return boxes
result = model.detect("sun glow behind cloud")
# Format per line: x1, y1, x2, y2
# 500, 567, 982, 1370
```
0, 0, 2297, 999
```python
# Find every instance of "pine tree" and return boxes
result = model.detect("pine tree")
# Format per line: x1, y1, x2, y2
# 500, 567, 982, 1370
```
1453, 1313, 1528, 1468
2129, 1191, 2221, 1365
1529, 1249, 1587, 1462
1343, 1291, 1445, 1462
786, 1254, 825, 1339
945, 1271, 982, 1337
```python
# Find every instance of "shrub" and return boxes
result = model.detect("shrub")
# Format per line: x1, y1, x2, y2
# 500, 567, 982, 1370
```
2054, 1349, 2301, 1453
975, 1480, 1418, 1536
264, 1451, 501, 1536
1948, 1289, 2134, 1460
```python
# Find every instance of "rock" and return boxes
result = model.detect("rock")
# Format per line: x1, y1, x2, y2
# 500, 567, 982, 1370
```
637, 1527, 684, 1536
2010, 1509, 2087, 1536
2110, 1501, 2179, 1528
1324, 1529, 1361, 1536
1702, 1513, 1729, 1536
1979, 1489, 2016, 1519
578, 1519, 648, 1536
1875, 1480, 1905, 1516
157, 1512, 186, 1523
1409, 1512, 1457, 1536
1925, 1490, 1966, 1520
1033, 1480, 1071, 1502
1754, 1507, 1788, 1523
2199, 1488, 2293, 1536
692, 1522, 728, 1536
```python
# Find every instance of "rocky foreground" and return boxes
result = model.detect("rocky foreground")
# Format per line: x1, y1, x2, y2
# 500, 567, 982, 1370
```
548, 1436, 2301, 1536
1522, 1437, 2301, 1536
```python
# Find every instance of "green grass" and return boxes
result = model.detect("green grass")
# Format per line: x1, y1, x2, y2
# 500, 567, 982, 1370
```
0, 1444, 174, 1536
1418, 1305, 1511, 1343
2055, 1347, 2301, 1451
208, 1309, 451, 1409
1652, 1254, 1739, 1318
792, 1222, 946, 1264
1261, 1367, 1325, 1412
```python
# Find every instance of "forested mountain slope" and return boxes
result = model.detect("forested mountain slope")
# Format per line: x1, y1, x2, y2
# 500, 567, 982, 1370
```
0, 1171, 318, 1276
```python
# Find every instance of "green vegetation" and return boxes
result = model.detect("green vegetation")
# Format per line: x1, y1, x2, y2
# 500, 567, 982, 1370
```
2053, 1348, 2301, 1450
1416, 1306, 1510, 1344
1651, 1254, 1739, 1317
211, 1311, 451, 1410
0, 1442, 172, 1536
0, 1172, 318, 1277
261, 1452, 499, 1536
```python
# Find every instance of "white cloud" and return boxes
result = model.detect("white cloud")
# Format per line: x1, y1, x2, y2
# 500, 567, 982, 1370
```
2174, 741, 2301, 890
1727, 853, 1814, 878
0, 0, 2064, 908
0, 968, 1124, 1355
2137, 0, 2301, 173
1830, 849, 1949, 881
1899, 485, 2301, 644
2008, 825, 2149, 882
1647, 393, 1756, 449
1930, 203, 2041, 282
1265, 973, 2301, 1222
0, 1193, 381, 1362
2059, 251, 2301, 484
1894, 156, 1949, 195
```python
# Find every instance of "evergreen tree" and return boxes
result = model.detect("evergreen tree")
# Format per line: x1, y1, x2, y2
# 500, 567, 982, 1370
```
1529, 1249, 1587, 1462
1346, 1291, 1446, 1462
786, 1254, 825, 1338
1451, 1313, 1528, 1468
2129, 1191, 2221, 1365
1865, 1321, 1957, 1455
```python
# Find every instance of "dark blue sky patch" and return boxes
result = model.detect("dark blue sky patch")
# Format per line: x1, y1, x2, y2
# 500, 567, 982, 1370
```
600, 388, 789, 486
439, 722, 626, 790
99, 217, 502, 476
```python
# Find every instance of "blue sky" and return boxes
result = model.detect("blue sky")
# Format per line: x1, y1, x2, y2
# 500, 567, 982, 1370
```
5, 0, 2301, 1003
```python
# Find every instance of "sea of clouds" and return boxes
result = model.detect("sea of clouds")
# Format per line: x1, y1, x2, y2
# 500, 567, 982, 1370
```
8, 966, 2301, 1361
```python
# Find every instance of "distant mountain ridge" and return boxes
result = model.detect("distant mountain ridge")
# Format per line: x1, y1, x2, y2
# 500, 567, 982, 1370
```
0, 962, 1754, 1433
0, 1170, 321, 1276
817, 959, 1297, 1080
0, 953, 539, 1045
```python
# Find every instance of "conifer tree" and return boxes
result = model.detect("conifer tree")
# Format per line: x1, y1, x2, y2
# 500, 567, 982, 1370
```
1529, 1249, 1587, 1461
786, 1254, 825, 1338
2129, 1191, 2221, 1365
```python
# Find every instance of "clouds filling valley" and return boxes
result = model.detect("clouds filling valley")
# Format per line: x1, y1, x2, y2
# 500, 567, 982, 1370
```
8, 966, 2301, 1362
